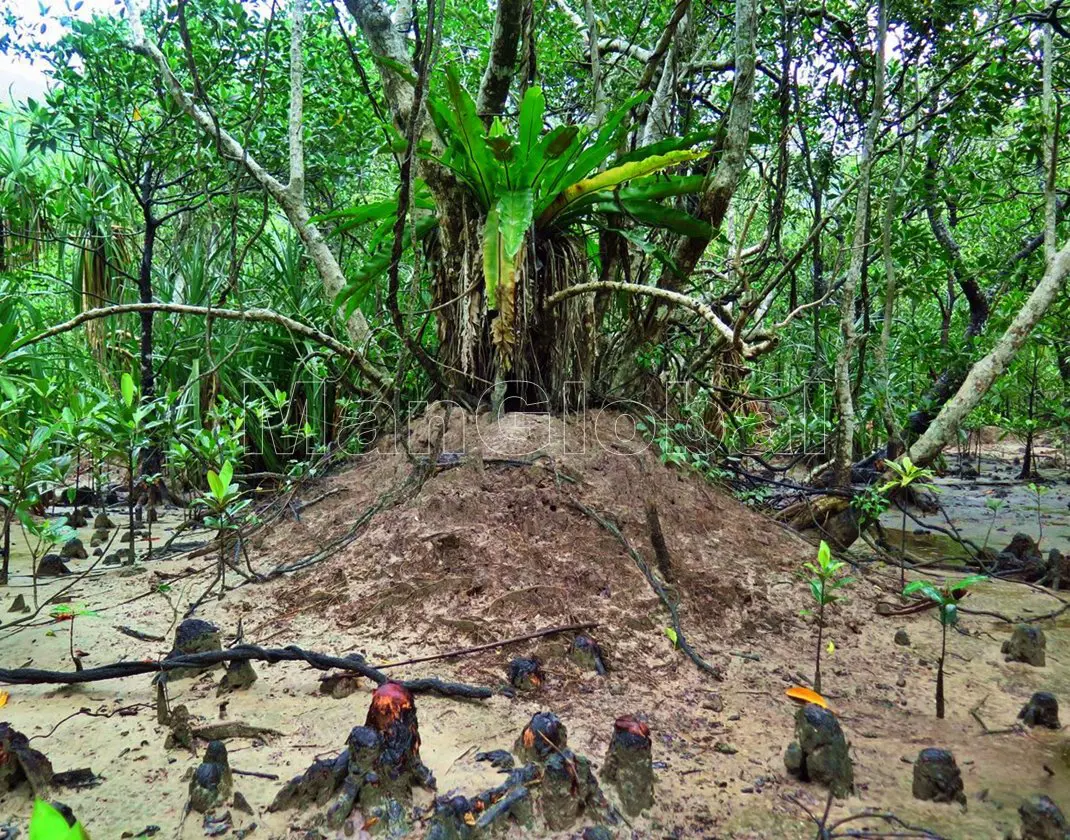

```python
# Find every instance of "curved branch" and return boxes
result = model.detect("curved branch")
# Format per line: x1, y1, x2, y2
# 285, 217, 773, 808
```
545, 280, 771, 358
0, 643, 492, 698
13, 303, 390, 393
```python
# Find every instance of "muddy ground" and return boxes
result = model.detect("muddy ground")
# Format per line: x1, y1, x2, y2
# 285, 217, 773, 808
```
0, 412, 1068, 839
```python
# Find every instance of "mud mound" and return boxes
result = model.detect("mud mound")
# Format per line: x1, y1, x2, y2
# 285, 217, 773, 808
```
252, 408, 815, 682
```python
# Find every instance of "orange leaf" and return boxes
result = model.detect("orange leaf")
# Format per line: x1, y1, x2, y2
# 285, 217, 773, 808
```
0, 691, 9, 708
785, 685, 830, 710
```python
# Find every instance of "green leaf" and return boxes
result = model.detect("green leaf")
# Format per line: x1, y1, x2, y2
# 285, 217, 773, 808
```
536, 148, 708, 227
120, 372, 134, 409
518, 85, 545, 159
543, 125, 580, 159
950, 575, 988, 593
206, 469, 223, 501
663, 626, 679, 648
372, 54, 418, 86
482, 206, 518, 310
218, 460, 234, 491
903, 580, 941, 603
495, 190, 533, 258
818, 540, 831, 566
570, 199, 712, 238
809, 579, 823, 603
444, 65, 499, 207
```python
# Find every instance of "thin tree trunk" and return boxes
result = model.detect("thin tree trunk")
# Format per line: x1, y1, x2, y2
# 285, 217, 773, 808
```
475, 0, 525, 118
833, 0, 886, 486
1018, 348, 1040, 480
815, 598, 824, 693
1, 507, 10, 584
1044, 24, 1057, 264
125, 0, 387, 388
936, 625, 946, 719
877, 149, 906, 459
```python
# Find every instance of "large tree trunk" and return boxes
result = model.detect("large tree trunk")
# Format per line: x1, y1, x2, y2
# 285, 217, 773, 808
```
907, 239, 1070, 466
784, 236, 1070, 546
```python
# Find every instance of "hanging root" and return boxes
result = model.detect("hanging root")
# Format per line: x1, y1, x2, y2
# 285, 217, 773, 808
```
568, 498, 725, 680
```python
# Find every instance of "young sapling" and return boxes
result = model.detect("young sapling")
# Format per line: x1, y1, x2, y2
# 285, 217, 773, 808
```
902, 575, 987, 718
881, 456, 938, 591
982, 497, 1004, 554
801, 540, 853, 694
49, 603, 99, 671
194, 460, 250, 597
1027, 482, 1049, 549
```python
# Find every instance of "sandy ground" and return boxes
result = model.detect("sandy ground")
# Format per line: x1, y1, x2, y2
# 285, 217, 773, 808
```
0, 412, 1068, 839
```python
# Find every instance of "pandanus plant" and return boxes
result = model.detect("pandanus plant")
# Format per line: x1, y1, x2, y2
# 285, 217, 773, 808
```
903, 575, 986, 719
324, 73, 716, 373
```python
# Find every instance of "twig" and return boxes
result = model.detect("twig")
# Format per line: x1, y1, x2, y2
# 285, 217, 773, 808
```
29, 704, 151, 741
114, 625, 166, 643
232, 768, 279, 781
969, 694, 1022, 736
568, 498, 725, 680
374, 622, 599, 669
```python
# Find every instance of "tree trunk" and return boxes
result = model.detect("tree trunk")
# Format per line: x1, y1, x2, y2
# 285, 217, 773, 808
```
832, 0, 886, 486
908, 237, 1070, 467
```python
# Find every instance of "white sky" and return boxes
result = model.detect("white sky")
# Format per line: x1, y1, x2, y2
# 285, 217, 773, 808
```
0, 0, 115, 103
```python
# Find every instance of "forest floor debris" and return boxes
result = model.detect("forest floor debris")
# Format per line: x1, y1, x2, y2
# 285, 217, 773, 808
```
0, 412, 1067, 837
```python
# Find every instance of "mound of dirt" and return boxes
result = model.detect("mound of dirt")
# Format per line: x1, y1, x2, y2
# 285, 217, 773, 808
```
250, 407, 818, 683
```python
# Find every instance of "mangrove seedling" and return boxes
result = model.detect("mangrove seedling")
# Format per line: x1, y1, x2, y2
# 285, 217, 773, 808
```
881, 456, 938, 591
98, 372, 159, 564
195, 460, 250, 597
982, 497, 1004, 553
850, 484, 889, 531
49, 603, 99, 671
902, 575, 987, 719
23, 516, 77, 611
1027, 482, 1049, 548
801, 540, 853, 694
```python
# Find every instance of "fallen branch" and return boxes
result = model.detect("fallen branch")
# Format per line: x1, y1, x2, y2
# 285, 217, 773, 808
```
0, 643, 492, 699
969, 695, 1022, 736
115, 625, 166, 643
374, 622, 599, 670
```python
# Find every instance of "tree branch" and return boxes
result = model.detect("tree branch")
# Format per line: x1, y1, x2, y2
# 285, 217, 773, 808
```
475, 0, 525, 118
545, 280, 770, 358
908, 238, 1070, 466
122, 0, 386, 381
13, 303, 390, 393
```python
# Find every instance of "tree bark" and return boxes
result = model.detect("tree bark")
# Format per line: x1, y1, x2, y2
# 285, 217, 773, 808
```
663, 0, 756, 287
476, 0, 525, 118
